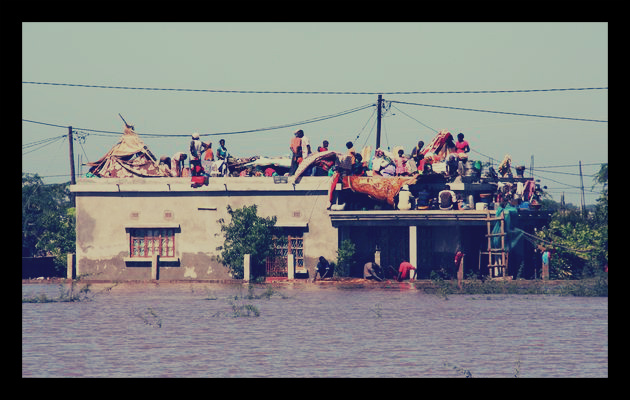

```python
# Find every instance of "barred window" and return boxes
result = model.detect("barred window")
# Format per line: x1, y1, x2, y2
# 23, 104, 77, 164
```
129, 228, 175, 258
266, 233, 304, 277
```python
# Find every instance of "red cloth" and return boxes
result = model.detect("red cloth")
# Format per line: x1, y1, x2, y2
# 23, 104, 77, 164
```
398, 261, 416, 279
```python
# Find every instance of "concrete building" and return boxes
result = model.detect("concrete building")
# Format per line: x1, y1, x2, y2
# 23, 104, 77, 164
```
71, 177, 336, 281
70, 175, 551, 281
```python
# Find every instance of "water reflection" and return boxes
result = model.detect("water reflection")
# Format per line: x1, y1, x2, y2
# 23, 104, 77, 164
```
22, 282, 607, 377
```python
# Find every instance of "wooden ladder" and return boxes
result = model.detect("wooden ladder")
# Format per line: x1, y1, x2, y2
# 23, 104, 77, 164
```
479, 210, 508, 278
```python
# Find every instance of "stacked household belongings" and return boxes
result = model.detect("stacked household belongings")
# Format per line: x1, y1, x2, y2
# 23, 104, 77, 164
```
86, 129, 169, 178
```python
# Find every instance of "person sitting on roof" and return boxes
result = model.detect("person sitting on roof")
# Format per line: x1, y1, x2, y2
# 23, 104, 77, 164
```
421, 155, 434, 174
446, 154, 459, 181
313, 140, 334, 176
416, 186, 431, 210
396, 149, 409, 176
438, 186, 457, 210
372, 148, 396, 176
352, 153, 366, 176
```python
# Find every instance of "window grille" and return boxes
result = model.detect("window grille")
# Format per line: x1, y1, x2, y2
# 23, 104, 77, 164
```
266, 234, 304, 277
130, 228, 175, 258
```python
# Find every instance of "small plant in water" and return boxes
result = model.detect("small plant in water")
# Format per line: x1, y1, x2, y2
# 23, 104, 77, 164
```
213, 300, 260, 318
137, 307, 163, 328
369, 303, 383, 318
513, 358, 521, 378
22, 277, 93, 303
444, 359, 522, 378
444, 361, 473, 378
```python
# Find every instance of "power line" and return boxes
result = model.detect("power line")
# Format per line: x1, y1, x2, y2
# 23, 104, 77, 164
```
22, 81, 608, 95
22, 134, 66, 149
22, 103, 375, 138
535, 163, 603, 169
389, 100, 607, 123
22, 135, 66, 156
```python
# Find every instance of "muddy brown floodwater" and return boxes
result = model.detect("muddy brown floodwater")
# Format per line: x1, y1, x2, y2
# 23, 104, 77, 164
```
22, 282, 607, 377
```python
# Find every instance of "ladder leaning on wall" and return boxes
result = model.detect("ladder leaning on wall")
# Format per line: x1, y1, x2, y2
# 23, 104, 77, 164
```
479, 210, 508, 278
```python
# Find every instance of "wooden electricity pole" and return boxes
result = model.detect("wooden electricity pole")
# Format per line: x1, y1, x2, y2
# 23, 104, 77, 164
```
68, 126, 76, 186
579, 160, 586, 216
68, 126, 76, 206
376, 94, 382, 149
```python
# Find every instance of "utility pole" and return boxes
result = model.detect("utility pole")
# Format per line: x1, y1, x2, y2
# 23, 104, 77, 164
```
68, 126, 76, 206
579, 160, 586, 216
376, 94, 382, 149
68, 126, 76, 186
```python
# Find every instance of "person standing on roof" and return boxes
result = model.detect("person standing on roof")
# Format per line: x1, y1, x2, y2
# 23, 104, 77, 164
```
411, 140, 425, 165
300, 131, 312, 160
395, 149, 409, 176
217, 139, 228, 160
216, 139, 229, 176
289, 130, 302, 176
189, 133, 208, 176
455, 133, 470, 155
300, 130, 314, 176
202, 141, 214, 175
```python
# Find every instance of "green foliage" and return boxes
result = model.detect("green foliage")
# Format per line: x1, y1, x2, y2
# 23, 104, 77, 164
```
334, 239, 356, 277
22, 173, 75, 273
216, 205, 278, 279
535, 164, 608, 279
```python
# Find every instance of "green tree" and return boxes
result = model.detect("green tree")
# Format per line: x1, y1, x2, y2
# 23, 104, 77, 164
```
216, 205, 278, 279
536, 163, 608, 278
334, 239, 356, 277
22, 173, 75, 273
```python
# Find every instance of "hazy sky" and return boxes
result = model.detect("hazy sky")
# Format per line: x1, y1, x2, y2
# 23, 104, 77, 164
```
22, 22, 607, 205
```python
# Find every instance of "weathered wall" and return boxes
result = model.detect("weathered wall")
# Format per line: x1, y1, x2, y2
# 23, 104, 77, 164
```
72, 177, 338, 281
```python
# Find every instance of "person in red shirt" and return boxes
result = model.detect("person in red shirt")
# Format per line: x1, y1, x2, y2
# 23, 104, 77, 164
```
455, 132, 470, 154
397, 260, 416, 281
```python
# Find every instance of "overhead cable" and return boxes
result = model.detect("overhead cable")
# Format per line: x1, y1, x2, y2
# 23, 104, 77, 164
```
22, 135, 65, 156
22, 81, 608, 95
389, 100, 607, 123
22, 103, 375, 138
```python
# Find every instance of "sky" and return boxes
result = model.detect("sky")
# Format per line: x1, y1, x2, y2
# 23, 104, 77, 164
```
22, 22, 608, 206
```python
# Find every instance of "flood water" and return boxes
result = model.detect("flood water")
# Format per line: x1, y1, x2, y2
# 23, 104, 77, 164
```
22, 282, 608, 378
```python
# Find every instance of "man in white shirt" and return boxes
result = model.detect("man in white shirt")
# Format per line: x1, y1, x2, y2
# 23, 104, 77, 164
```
438, 187, 457, 210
